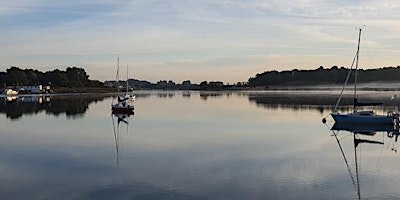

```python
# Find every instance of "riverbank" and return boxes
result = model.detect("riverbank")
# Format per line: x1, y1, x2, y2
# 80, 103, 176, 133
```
48, 82, 400, 93
52, 87, 116, 93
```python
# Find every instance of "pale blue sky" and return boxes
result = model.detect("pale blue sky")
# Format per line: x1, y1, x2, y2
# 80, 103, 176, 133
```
1, 0, 400, 83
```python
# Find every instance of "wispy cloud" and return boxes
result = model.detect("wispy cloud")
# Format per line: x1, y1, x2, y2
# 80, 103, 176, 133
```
1, 0, 400, 82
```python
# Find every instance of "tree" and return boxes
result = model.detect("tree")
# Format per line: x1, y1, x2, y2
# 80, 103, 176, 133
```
6, 67, 29, 85
43, 69, 69, 86
66, 67, 89, 87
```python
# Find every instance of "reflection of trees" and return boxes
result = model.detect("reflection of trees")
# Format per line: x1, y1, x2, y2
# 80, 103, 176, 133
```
182, 91, 191, 98
248, 95, 336, 113
247, 93, 398, 113
156, 92, 175, 98
128, 93, 151, 99
0, 97, 49, 119
199, 92, 224, 100
132, 91, 398, 114
45, 96, 94, 117
0, 95, 108, 120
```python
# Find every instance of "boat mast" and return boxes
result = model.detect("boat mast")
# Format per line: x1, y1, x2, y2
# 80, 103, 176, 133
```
126, 64, 129, 94
354, 28, 362, 111
116, 57, 120, 94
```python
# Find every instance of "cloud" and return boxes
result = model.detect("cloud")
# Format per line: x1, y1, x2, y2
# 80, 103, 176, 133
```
0, 0, 43, 16
1, 0, 400, 82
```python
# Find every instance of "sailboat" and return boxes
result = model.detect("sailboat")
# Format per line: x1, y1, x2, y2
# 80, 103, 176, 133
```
111, 58, 135, 114
331, 28, 395, 125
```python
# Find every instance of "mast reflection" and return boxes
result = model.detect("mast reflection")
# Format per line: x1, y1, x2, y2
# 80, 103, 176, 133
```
111, 113, 134, 166
330, 122, 399, 200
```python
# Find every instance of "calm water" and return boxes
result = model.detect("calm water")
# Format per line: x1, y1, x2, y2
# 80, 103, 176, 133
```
1, 91, 400, 200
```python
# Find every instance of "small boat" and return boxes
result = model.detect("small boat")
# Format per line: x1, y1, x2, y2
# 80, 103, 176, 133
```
330, 28, 395, 125
3, 88, 18, 96
111, 58, 135, 114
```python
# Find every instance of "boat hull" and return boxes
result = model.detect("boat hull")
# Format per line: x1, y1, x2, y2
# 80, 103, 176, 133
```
332, 122, 394, 135
331, 113, 393, 125
111, 106, 134, 115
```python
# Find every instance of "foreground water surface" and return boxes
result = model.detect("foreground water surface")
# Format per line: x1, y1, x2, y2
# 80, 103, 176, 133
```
1, 90, 400, 200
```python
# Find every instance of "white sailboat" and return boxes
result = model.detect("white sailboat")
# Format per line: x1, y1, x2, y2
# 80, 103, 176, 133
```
111, 58, 135, 114
331, 28, 395, 125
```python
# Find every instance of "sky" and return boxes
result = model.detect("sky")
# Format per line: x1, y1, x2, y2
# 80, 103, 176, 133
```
1, 0, 400, 83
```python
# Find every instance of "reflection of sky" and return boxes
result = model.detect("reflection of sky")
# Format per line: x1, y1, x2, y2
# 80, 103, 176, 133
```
0, 92, 399, 199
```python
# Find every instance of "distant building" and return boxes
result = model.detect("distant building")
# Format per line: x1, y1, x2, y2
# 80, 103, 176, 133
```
104, 81, 117, 88
104, 81, 128, 88
208, 81, 224, 87
17, 85, 51, 94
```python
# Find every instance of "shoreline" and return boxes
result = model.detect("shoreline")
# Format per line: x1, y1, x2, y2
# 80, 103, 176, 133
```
3, 85, 400, 96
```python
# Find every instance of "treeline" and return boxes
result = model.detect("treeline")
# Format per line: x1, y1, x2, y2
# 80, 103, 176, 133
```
248, 66, 400, 87
127, 79, 245, 90
7, 65, 400, 91
0, 66, 102, 87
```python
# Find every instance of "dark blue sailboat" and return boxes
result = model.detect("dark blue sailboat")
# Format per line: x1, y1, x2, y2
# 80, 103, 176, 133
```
331, 28, 395, 125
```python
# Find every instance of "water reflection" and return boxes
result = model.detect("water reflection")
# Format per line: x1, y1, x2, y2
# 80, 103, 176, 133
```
0, 94, 108, 120
134, 90, 400, 113
111, 113, 133, 166
247, 92, 400, 113
156, 92, 175, 98
4, 90, 400, 199
199, 92, 224, 100
1, 91, 398, 120
329, 122, 400, 199
182, 91, 191, 98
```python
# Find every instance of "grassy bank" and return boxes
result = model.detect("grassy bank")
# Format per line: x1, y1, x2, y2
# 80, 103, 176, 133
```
52, 87, 116, 93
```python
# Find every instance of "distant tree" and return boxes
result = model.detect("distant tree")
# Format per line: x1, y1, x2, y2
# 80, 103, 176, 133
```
0, 66, 102, 88
0, 72, 5, 84
66, 67, 89, 87
25, 69, 43, 85
182, 80, 191, 85
43, 69, 69, 87
200, 81, 208, 86
248, 66, 400, 87
6, 67, 29, 85
128, 79, 152, 89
